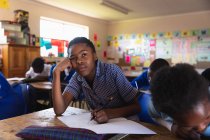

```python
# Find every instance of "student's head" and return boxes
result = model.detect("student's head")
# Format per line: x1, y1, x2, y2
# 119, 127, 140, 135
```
201, 68, 210, 84
67, 37, 97, 78
32, 57, 45, 73
147, 58, 169, 81
151, 63, 210, 133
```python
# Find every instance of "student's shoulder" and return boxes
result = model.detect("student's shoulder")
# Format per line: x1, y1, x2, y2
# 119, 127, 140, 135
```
102, 62, 121, 72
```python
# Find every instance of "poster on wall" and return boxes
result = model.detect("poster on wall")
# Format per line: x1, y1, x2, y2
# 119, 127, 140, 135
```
196, 41, 210, 62
156, 39, 172, 59
181, 37, 197, 64
171, 38, 183, 64
171, 37, 197, 64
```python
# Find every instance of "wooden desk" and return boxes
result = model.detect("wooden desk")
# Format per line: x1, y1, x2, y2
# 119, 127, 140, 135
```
29, 81, 53, 108
0, 107, 183, 140
30, 81, 52, 90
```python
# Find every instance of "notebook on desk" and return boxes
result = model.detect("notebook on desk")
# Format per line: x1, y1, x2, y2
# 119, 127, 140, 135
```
58, 107, 156, 135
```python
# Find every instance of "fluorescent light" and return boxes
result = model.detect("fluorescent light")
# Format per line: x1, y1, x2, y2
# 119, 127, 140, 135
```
100, 0, 129, 14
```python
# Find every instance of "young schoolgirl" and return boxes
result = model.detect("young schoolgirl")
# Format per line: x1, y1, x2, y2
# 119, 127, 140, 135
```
52, 37, 140, 123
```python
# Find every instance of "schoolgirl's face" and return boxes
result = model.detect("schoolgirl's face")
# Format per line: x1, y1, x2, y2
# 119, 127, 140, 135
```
68, 43, 97, 79
175, 99, 210, 134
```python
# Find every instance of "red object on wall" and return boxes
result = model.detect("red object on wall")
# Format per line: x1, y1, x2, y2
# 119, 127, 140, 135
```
103, 51, 107, 58
51, 39, 64, 53
94, 33, 97, 42
131, 66, 136, 70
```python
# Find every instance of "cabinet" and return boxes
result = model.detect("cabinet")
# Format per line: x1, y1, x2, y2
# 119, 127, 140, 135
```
1, 44, 40, 78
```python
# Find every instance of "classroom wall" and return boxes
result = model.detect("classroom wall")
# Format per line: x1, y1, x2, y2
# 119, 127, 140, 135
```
1, 1, 210, 66
107, 11, 210, 69
0, 0, 108, 61
107, 11, 210, 34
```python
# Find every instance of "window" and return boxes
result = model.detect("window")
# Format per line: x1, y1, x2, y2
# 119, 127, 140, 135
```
40, 17, 89, 57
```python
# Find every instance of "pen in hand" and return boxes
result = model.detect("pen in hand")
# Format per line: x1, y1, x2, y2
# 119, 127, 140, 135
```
90, 96, 114, 121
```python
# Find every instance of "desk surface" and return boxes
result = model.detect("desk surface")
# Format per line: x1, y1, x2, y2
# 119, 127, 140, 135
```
0, 107, 184, 140
30, 81, 52, 90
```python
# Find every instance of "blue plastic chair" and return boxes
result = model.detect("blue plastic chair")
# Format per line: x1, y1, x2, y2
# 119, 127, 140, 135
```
0, 72, 27, 120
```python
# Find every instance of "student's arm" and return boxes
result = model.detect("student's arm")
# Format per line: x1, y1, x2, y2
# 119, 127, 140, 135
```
25, 67, 33, 78
93, 97, 140, 123
130, 71, 149, 89
154, 118, 173, 131
52, 58, 74, 115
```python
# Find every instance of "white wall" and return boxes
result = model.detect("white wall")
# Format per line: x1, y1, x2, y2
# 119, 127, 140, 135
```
108, 11, 210, 35
0, 0, 108, 60
1, 0, 210, 61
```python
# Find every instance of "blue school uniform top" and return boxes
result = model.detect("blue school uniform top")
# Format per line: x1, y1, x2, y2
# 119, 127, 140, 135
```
64, 60, 138, 109
0, 72, 25, 120
130, 70, 150, 90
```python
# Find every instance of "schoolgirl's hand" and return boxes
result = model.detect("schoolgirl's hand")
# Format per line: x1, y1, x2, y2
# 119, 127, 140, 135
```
92, 109, 109, 124
54, 58, 72, 73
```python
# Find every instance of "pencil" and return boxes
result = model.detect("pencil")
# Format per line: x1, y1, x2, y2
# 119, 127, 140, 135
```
90, 96, 114, 121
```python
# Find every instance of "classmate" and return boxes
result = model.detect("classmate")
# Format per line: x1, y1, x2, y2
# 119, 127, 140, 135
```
52, 37, 140, 123
0, 72, 26, 120
25, 57, 51, 112
130, 58, 169, 90
25, 57, 51, 79
133, 59, 169, 123
150, 63, 210, 139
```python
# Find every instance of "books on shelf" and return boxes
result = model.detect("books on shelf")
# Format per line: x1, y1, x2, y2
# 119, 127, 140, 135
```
7, 37, 26, 44
4, 30, 23, 38
0, 21, 26, 45
0, 21, 21, 32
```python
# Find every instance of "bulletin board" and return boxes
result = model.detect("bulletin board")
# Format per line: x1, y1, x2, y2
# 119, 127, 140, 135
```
106, 29, 210, 69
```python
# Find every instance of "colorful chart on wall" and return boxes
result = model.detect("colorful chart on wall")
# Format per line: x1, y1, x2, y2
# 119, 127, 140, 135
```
107, 29, 210, 67
156, 39, 172, 59
40, 38, 68, 57
171, 37, 197, 64
196, 41, 210, 62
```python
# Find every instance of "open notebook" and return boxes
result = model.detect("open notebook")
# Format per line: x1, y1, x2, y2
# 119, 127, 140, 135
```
58, 107, 156, 135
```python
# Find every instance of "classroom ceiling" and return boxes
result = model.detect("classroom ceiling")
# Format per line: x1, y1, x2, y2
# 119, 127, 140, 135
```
33, 0, 210, 22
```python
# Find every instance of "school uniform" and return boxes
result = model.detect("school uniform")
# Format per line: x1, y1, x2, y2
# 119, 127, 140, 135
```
25, 64, 51, 78
130, 70, 150, 90
64, 60, 138, 109
0, 72, 26, 120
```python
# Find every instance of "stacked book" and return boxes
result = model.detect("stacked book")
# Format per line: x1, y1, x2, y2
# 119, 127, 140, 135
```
0, 21, 26, 44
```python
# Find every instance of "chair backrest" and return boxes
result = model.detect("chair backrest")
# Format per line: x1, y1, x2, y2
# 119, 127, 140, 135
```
0, 72, 26, 120
0, 72, 13, 98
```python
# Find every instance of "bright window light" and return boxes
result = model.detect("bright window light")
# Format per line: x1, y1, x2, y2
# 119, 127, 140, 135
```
40, 17, 89, 57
